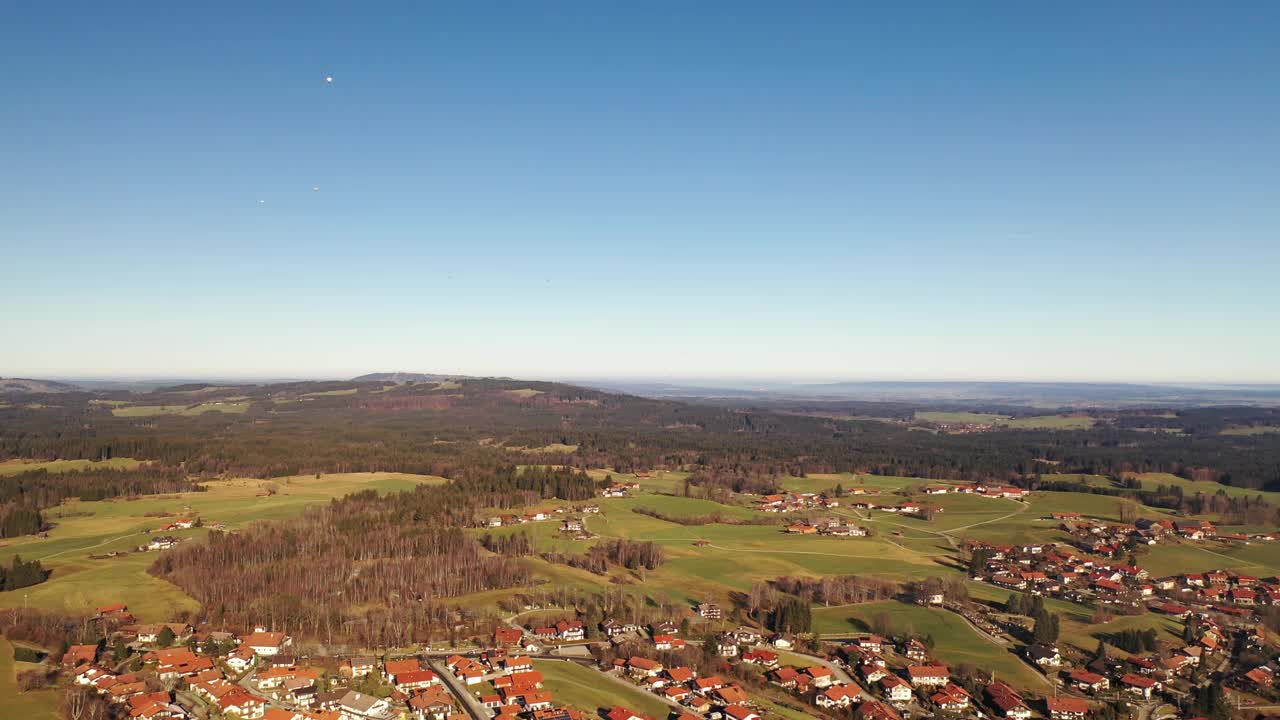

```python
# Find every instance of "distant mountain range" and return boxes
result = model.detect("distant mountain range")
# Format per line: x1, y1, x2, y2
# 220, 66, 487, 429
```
0, 377, 82, 395
577, 379, 1280, 407
350, 372, 462, 384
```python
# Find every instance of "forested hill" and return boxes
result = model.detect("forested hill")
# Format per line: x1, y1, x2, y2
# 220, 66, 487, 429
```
1, 376, 1279, 492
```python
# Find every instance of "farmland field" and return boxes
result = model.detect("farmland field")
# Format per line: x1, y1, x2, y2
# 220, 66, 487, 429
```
1122, 472, 1280, 504
811, 600, 1046, 688
534, 659, 669, 718
0, 637, 57, 720
111, 401, 250, 417
1002, 414, 1097, 429
1220, 425, 1280, 436
0, 457, 148, 476
1137, 540, 1280, 577
299, 388, 358, 397
1058, 612, 1183, 654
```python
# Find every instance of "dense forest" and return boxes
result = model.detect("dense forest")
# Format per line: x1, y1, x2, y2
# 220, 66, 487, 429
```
2, 378, 1280, 544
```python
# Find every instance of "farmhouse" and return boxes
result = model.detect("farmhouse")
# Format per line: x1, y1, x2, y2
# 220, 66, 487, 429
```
1047, 697, 1090, 720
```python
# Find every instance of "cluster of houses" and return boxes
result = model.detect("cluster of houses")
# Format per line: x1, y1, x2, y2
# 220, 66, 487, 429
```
143, 535, 183, 551
63, 617, 299, 720
156, 518, 197, 531
755, 492, 841, 513
59, 606, 472, 720
969, 534, 1280, 614
846, 500, 943, 518
600, 481, 640, 498
485, 505, 600, 529
612, 653, 797, 719
784, 520, 868, 537
922, 484, 1030, 500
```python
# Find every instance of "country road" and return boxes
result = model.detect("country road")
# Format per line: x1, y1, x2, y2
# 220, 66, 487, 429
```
429, 658, 488, 720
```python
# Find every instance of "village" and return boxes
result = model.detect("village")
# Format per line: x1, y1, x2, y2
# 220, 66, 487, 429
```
38, 480, 1280, 720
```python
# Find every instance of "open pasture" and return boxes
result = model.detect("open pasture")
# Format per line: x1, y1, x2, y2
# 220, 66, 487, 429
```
0, 637, 57, 720
111, 400, 250, 417
812, 600, 1046, 688
0, 457, 148, 476
534, 659, 670, 719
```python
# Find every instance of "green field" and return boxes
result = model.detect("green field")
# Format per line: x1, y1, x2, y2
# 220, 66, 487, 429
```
1138, 540, 1280, 578
299, 388, 358, 397
0, 637, 58, 720
507, 388, 545, 398
534, 659, 670, 718
812, 600, 1046, 688
0, 458, 148, 476
1220, 425, 1280, 436
111, 401, 250, 417
0, 472, 448, 620
1059, 612, 1183, 654
1122, 472, 1280, 504
1002, 415, 1097, 430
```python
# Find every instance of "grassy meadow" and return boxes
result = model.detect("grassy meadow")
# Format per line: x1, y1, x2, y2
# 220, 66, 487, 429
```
534, 659, 670, 718
811, 600, 1046, 688
111, 401, 250, 417
0, 458, 149, 476
0, 637, 58, 720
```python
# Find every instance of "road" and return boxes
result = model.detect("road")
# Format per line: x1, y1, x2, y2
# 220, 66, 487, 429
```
777, 649, 867, 699
429, 658, 489, 720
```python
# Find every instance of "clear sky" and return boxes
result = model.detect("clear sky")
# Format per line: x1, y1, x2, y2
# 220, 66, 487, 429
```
2, 2, 1278, 383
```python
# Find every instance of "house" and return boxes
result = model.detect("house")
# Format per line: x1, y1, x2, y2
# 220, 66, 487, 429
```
1026, 644, 1061, 668
694, 676, 726, 695
817, 685, 857, 709
987, 682, 1031, 719
1244, 666, 1274, 688
241, 630, 290, 656
880, 674, 913, 702
147, 536, 179, 551
855, 700, 903, 720
931, 683, 971, 711
741, 650, 779, 668
554, 619, 585, 641
494, 627, 524, 646
1120, 673, 1158, 699
907, 664, 950, 687
1068, 669, 1109, 693
337, 690, 395, 720
219, 691, 268, 719
394, 670, 441, 691
903, 639, 930, 662
407, 688, 455, 720
723, 705, 761, 720
600, 619, 639, 637
63, 644, 98, 668
627, 657, 664, 677
384, 658, 423, 683
340, 657, 376, 678
1047, 697, 1090, 720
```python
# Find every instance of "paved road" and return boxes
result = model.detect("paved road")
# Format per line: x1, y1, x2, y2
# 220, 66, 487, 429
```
429, 659, 489, 720
776, 648, 867, 699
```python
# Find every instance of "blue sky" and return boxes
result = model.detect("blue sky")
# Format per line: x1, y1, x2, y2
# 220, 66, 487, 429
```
2, 2, 1278, 382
